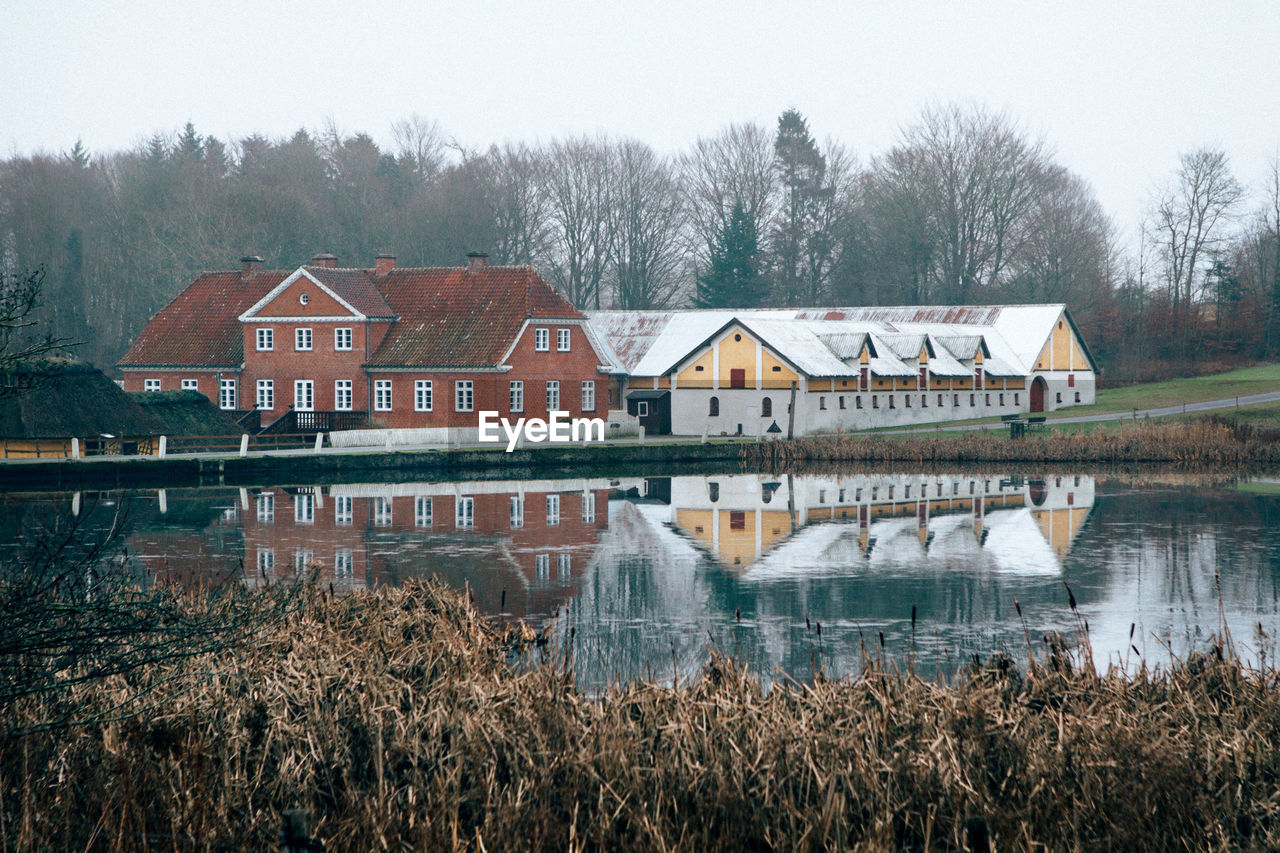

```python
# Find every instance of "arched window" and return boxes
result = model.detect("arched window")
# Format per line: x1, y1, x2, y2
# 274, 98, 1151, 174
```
761, 397, 772, 417
709, 396, 719, 416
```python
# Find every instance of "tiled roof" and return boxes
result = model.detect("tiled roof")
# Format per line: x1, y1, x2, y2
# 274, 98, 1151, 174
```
367, 266, 583, 367
302, 267, 396, 318
118, 271, 288, 367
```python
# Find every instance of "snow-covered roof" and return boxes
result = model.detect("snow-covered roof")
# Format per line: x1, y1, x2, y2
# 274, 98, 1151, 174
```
586, 303, 1076, 381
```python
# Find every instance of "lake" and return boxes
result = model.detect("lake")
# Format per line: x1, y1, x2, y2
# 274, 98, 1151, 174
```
4, 468, 1279, 689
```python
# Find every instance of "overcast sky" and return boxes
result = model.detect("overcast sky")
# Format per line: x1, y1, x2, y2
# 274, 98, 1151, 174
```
4, 1, 1278, 244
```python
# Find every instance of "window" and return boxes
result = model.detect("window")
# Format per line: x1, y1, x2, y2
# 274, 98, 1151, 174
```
455, 496, 474, 528
969, 394, 975, 406
414, 380, 433, 412
334, 380, 353, 411
557, 553, 571, 578
953, 394, 959, 406
334, 327, 352, 351
856, 396, 863, 409
374, 380, 393, 411
295, 327, 312, 351
144, 378, 161, 392
557, 328, 571, 351
889, 395, 896, 409
1075, 391, 1081, 403
295, 493, 314, 524
709, 482, 719, 502
536, 554, 550, 580
1056, 392, 1063, 403
1014, 393, 1020, 405
219, 378, 237, 410
335, 550, 353, 581
256, 328, 273, 351
181, 378, 198, 391
709, 396, 719, 416
256, 493, 274, 522
581, 380, 595, 411
819, 396, 826, 410
922, 394, 927, 407
762, 397, 772, 417
985, 393, 991, 406
546, 380, 560, 411
294, 380, 313, 411
999, 393, 1005, 406
374, 497, 392, 526
335, 495, 353, 525
256, 379, 274, 410
581, 491, 595, 523
415, 496, 433, 527
256, 548, 274, 575
455, 380, 473, 412
905, 395, 911, 408
509, 381, 523, 412
637, 401, 649, 417
546, 494, 561, 525
535, 328, 550, 351
872, 395, 879, 409
938, 394, 944, 407
838, 396, 845, 410
294, 550, 314, 574
509, 496, 524, 528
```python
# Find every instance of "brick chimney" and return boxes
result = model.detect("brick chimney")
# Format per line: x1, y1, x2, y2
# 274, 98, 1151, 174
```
311, 252, 339, 269
240, 255, 264, 280
375, 254, 397, 276
466, 252, 489, 273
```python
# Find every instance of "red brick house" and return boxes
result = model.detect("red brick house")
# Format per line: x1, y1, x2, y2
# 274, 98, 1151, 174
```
118, 253, 614, 435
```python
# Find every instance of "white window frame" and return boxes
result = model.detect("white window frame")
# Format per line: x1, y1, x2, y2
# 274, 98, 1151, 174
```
295, 327, 312, 351
335, 549, 353, 580
546, 380, 560, 411
181, 378, 199, 391
581, 380, 595, 412
456, 496, 474, 528
294, 493, 314, 524
374, 496, 392, 526
509, 495, 524, 529
535, 328, 550, 351
335, 495, 353, 526
536, 553, 550, 580
374, 379, 393, 412
256, 379, 274, 411
557, 328, 571, 351
294, 380, 313, 412
294, 550, 314, 574
581, 491, 595, 523
557, 552, 571, 578
415, 496, 433, 527
546, 494, 561, 526
334, 380, 352, 412
256, 548, 274, 575
219, 378, 237, 410
509, 380, 524, 413
334, 327, 352, 351
455, 380, 474, 412
256, 493, 274, 522
256, 327, 273, 351
414, 380, 433, 412
144, 378, 161, 392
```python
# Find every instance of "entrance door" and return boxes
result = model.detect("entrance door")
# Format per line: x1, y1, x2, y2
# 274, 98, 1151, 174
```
1030, 377, 1046, 412
730, 368, 746, 389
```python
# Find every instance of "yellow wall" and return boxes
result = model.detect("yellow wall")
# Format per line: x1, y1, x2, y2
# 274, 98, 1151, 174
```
717, 329, 757, 387
1035, 315, 1090, 372
675, 350, 714, 388
762, 350, 799, 389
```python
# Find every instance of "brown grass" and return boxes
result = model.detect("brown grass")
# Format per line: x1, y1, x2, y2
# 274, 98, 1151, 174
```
4, 581, 1280, 851
744, 417, 1280, 470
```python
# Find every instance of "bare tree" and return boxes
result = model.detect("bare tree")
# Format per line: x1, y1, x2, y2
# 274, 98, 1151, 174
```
481, 143, 554, 267
542, 136, 614, 309
681, 123, 776, 264
391, 114, 449, 182
606, 140, 687, 309
1149, 147, 1244, 334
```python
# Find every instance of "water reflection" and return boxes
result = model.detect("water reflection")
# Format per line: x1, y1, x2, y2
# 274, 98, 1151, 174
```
3, 471, 1279, 689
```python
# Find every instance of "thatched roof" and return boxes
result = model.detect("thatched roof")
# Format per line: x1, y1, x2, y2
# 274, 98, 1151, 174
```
131, 390, 242, 436
0, 361, 239, 438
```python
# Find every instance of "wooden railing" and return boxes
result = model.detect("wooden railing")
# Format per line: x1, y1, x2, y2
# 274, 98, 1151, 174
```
259, 410, 368, 434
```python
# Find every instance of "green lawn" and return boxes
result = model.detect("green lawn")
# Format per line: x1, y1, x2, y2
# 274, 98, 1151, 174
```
1073, 363, 1280, 416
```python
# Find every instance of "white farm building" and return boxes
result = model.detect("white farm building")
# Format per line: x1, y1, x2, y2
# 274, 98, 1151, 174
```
588, 305, 1098, 437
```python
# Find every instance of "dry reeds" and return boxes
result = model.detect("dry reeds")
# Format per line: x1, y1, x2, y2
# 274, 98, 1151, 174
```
4, 580, 1280, 851
745, 416, 1280, 470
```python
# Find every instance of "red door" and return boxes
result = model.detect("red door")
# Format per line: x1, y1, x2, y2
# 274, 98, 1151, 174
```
1030, 377, 1045, 412
730, 368, 746, 388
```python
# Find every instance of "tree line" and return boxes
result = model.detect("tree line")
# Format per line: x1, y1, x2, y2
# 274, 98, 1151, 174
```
1, 106, 1277, 380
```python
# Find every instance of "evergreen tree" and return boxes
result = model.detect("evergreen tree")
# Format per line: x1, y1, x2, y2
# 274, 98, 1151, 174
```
694, 201, 764, 307
772, 109, 826, 306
